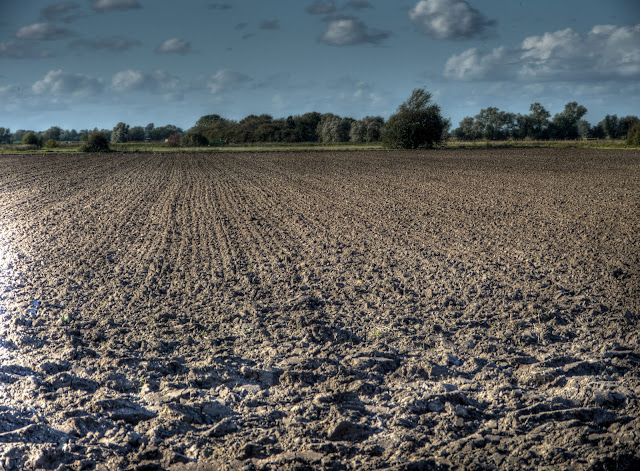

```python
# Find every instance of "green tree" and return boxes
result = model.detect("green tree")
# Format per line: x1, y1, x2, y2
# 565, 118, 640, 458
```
577, 120, 592, 138
294, 112, 322, 142
317, 114, 351, 143
453, 117, 480, 141
41, 126, 62, 142
599, 114, 620, 139
194, 114, 223, 129
81, 131, 110, 152
550, 102, 587, 140
618, 116, 640, 139
111, 122, 130, 143
349, 120, 366, 142
0, 127, 11, 144
182, 132, 209, 147
22, 131, 42, 148
382, 88, 449, 149
528, 102, 551, 139
128, 126, 146, 142
144, 123, 154, 140
44, 138, 59, 148
626, 122, 640, 147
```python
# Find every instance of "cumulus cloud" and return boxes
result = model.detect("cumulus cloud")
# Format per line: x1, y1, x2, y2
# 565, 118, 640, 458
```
41, 2, 85, 23
16, 23, 73, 40
70, 36, 141, 52
155, 38, 191, 55
92, 0, 141, 12
320, 17, 390, 46
409, 0, 495, 40
307, 1, 336, 15
111, 69, 181, 95
0, 40, 54, 59
32, 69, 104, 96
207, 70, 251, 94
444, 47, 507, 80
519, 24, 640, 80
261, 20, 280, 30
443, 24, 640, 81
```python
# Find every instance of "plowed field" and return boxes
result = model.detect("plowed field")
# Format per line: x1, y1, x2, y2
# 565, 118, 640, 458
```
0, 149, 639, 470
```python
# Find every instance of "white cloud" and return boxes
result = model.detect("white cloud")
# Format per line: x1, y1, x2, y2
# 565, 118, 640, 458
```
207, 70, 251, 94
443, 24, 640, 81
409, 0, 495, 40
519, 24, 640, 80
15, 23, 72, 40
92, 0, 141, 11
32, 70, 104, 96
155, 38, 191, 55
111, 70, 181, 95
444, 46, 507, 80
320, 17, 390, 46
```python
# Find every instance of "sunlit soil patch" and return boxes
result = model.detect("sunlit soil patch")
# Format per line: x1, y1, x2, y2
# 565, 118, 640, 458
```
0, 150, 638, 470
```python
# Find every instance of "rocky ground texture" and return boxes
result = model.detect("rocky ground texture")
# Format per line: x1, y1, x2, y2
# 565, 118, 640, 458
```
0, 149, 638, 470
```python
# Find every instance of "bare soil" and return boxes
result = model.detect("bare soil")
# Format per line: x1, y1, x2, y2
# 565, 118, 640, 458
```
0, 149, 638, 470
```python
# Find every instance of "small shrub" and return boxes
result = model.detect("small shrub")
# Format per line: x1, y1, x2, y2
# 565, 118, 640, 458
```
81, 131, 110, 152
22, 131, 42, 149
182, 132, 209, 147
44, 139, 59, 148
626, 122, 640, 147
166, 133, 181, 147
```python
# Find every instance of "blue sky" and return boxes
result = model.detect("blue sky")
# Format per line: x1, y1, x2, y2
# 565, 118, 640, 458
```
1, 0, 639, 132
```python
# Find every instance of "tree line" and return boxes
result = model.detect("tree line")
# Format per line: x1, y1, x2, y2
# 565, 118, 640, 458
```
2, 91, 639, 149
0, 123, 183, 147
452, 103, 639, 141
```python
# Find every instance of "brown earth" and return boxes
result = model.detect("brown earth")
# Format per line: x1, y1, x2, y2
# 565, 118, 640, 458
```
0, 149, 638, 470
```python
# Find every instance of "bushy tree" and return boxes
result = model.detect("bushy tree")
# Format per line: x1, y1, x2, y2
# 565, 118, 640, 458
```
453, 117, 480, 141
550, 102, 587, 140
111, 122, 130, 143
317, 114, 351, 143
81, 131, 110, 152
0, 127, 11, 144
166, 133, 181, 147
182, 132, 209, 147
528, 103, 551, 140
473, 107, 516, 140
128, 126, 146, 142
353, 116, 384, 142
349, 120, 366, 142
627, 122, 640, 147
618, 116, 640, 139
22, 131, 42, 148
382, 88, 449, 149
44, 138, 58, 148
194, 114, 223, 129
294, 112, 322, 142
144, 123, 154, 140
150, 124, 182, 141
577, 119, 592, 138
41, 126, 62, 142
